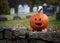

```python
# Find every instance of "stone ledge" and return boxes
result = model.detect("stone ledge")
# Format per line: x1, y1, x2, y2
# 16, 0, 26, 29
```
0, 26, 60, 43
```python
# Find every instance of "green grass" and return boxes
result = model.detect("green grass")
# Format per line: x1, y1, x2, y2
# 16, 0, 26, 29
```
0, 12, 34, 27
0, 12, 60, 28
48, 15, 60, 27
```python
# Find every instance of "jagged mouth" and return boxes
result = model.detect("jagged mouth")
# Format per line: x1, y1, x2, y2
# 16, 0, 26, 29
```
35, 23, 42, 26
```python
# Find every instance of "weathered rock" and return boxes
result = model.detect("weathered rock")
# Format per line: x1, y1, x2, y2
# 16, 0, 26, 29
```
0, 26, 60, 43
5, 29, 13, 39
0, 31, 3, 39
0, 40, 6, 43
13, 27, 28, 38
29, 32, 60, 43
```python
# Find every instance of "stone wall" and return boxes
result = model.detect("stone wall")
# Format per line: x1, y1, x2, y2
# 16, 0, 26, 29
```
0, 26, 60, 43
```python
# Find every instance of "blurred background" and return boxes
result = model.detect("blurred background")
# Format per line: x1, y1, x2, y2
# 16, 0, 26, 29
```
0, 0, 60, 43
0, 0, 60, 29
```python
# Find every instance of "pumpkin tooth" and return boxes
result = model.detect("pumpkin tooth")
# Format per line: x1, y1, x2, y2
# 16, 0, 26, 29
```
35, 23, 42, 26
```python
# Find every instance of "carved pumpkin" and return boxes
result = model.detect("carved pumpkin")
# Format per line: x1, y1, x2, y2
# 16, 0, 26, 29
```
30, 13, 48, 31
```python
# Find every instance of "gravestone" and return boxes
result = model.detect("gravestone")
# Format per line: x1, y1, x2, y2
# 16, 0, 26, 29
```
46, 5, 54, 15
38, 6, 43, 13
10, 8, 15, 15
13, 13, 21, 20
56, 5, 60, 21
18, 4, 30, 14
56, 0, 60, 21
0, 14, 8, 21
43, 3, 54, 15
13, 16, 21, 20
24, 4, 30, 14
18, 4, 24, 14
56, 6, 59, 13
43, 3, 47, 13
49, 5, 54, 14
33, 6, 38, 12
26, 15, 31, 19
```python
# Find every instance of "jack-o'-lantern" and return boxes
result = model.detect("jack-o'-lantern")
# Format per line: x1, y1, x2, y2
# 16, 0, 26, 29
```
30, 13, 48, 31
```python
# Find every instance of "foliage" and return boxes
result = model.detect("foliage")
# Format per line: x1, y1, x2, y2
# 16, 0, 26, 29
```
46, 0, 58, 5
29, 0, 42, 11
0, 0, 9, 14
8, 0, 30, 13
29, 0, 42, 6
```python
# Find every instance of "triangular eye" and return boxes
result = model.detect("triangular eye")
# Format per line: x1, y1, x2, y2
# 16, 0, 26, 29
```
35, 18, 37, 21
39, 18, 41, 21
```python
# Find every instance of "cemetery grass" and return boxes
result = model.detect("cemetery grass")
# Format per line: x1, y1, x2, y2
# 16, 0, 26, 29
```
0, 12, 60, 28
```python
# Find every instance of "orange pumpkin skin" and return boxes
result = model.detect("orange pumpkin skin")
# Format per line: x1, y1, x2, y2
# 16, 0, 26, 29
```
30, 13, 48, 31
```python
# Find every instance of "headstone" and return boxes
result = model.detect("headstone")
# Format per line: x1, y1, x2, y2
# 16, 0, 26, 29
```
56, 6, 60, 21
0, 14, 8, 21
43, 3, 47, 7
43, 3, 54, 15
56, 6, 59, 13
38, 6, 43, 13
10, 8, 15, 15
13, 16, 21, 20
43, 3, 48, 13
46, 5, 54, 14
18, 4, 30, 14
24, 4, 30, 14
26, 15, 31, 19
56, 0, 60, 21
33, 6, 38, 12
18, 4, 24, 14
